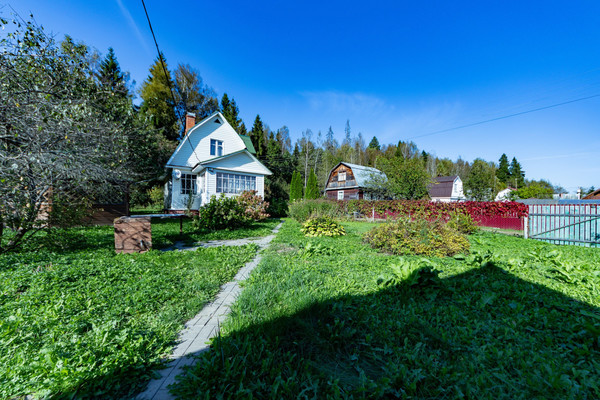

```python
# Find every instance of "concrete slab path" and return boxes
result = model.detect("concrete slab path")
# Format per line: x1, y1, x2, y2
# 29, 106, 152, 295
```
137, 222, 282, 400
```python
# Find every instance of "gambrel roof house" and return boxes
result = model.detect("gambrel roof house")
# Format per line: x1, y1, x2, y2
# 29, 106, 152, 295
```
325, 162, 386, 200
164, 112, 272, 212
428, 176, 466, 202
583, 188, 600, 200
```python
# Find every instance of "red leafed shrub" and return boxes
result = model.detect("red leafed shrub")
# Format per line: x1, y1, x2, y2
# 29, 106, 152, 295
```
338, 200, 528, 220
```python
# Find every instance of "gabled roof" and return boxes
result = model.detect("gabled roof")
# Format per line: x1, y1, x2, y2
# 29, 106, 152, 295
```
428, 175, 459, 198
166, 111, 249, 168
239, 135, 256, 154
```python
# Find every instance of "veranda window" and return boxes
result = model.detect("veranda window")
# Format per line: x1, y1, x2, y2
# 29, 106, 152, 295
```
216, 172, 256, 194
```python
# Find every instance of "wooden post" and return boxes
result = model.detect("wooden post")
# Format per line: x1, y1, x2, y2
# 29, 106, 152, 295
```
523, 217, 528, 239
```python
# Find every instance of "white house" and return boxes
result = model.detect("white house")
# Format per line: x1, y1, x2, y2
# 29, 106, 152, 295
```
164, 112, 272, 212
427, 176, 466, 202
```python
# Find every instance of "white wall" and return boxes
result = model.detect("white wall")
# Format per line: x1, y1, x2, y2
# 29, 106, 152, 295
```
169, 169, 203, 210
168, 114, 246, 168
169, 169, 264, 210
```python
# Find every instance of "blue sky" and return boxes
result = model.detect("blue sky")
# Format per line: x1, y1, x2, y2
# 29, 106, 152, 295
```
5, 0, 600, 191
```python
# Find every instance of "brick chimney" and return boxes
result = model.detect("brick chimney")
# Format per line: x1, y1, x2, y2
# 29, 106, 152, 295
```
185, 112, 196, 134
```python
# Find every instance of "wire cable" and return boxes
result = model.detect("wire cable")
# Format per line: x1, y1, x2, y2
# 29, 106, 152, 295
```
140, 0, 200, 163
407, 93, 600, 140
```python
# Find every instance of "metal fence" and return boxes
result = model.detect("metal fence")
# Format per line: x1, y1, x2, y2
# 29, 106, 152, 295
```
521, 200, 600, 247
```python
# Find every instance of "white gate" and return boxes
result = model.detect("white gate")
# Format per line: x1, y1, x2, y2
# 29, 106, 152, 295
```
522, 200, 600, 247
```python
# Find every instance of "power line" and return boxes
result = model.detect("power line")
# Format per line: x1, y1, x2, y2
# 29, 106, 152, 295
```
140, 0, 199, 162
407, 93, 600, 140
140, 0, 180, 123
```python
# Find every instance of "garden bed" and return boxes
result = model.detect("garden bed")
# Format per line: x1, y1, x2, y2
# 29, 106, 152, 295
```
173, 220, 600, 399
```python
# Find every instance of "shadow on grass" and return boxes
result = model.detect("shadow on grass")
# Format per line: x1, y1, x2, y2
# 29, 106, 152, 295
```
171, 264, 600, 399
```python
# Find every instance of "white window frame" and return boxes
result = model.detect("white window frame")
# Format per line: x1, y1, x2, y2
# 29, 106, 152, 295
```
337, 190, 344, 200
180, 174, 197, 195
216, 172, 256, 194
210, 139, 223, 157
338, 171, 346, 181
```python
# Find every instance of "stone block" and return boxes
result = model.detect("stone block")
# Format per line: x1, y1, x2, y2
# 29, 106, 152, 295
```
114, 216, 152, 253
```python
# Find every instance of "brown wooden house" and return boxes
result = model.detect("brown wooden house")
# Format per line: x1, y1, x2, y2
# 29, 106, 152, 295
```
324, 162, 385, 200
583, 188, 600, 200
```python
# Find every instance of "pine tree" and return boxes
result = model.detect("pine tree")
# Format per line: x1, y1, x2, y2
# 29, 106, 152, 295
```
304, 169, 320, 199
239, 121, 248, 136
220, 93, 243, 133
250, 115, 266, 158
99, 47, 127, 97
139, 53, 178, 141
395, 140, 404, 159
421, 150, 429, 167
290, 171, 303, 201
496, 153, 511, 184
509, 157, 525, 188
343, 120, 352, 146
368, 136, 380, 150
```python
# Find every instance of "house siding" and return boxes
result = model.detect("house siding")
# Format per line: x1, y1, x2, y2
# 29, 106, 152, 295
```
168, 115, 246, 168
326, 188, 362, 200
325, 164, 358, 190
169, 169, 265, 211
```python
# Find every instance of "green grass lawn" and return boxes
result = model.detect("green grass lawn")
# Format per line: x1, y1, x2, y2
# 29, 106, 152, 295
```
0, 219, 276, 399
173, 220, 600, 399
151, 218, 281, 249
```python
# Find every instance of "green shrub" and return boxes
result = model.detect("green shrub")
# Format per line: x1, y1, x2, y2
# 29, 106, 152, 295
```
446, 210, 478, 234
148, 185, 164, 208
364, 218, 469, 257
48, 192, 92, 228
193, 192, 270, 231
300, 216, 346, 237
266, 198, 288, 217
288, 199, 342, 223
193, 194, 248, 231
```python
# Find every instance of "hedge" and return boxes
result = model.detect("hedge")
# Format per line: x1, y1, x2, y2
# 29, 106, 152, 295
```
336, 200, 528, 220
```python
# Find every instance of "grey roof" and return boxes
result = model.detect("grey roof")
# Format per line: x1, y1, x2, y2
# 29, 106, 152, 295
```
428, 176, 458, 198
340, 162, 386, 187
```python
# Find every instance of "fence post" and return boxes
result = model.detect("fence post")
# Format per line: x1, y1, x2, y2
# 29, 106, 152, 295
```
523, 216, 528, 239
372, 206, 375, 222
